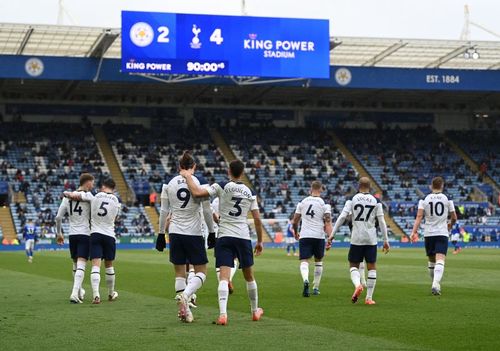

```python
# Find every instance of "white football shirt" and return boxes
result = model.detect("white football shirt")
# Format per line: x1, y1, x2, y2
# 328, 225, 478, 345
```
161, 175, 208, 236
81, 192, 121, 239
295, 196, 331, 239
418, 193, 455, 237
340, 193, 384, 246
57, 191, 91, 236
207, 181, 258, 240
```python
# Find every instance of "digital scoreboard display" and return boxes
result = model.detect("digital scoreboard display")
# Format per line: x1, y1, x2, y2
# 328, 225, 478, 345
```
121, 11, 330, 78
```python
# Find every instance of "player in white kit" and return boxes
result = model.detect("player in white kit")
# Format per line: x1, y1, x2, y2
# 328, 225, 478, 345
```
180, 159, 264, 326
156, 151, 215, 323
212, 196, 238, 294
292, 181, 332, 297
411, 176, 457, 296
56, 173, 94, 304
329, 178, 390, 305
64, 178, 121, 304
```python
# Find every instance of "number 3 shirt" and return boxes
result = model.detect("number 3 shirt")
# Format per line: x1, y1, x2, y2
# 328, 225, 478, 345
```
295, 196, 331, 239
81, 191, 121, 239
207, 181, 258, 240
418, 193, 455, 238
340, 193, 383, 246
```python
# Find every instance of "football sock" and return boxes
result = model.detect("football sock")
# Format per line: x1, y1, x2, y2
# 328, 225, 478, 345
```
313, 262, 323, 289
246, 280, 259, 312
187, 269, 195, 284
359, 262, 367, 286
230, 260, 238, 281
216, 268, 221, 282
175, 277, 186, 294
218, 280, 229, 316
72, 261, 86, 297
91, 266, 100, 297
300, 261, 309, 282
350, 267, 361, 287
72, 262, 77, 278
433, 260, 445, 286
184, 272, 206, 298
105, 267, 115, 295
366, 270, 377, 300
428, 261, 435, 280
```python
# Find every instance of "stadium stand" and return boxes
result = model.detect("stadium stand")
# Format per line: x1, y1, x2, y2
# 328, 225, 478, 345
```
338, 126, 499, 237
0, 122, 153, 238
221, 126, 365, 241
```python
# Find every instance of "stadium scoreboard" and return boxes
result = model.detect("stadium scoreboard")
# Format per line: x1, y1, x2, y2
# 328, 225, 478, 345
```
121, 11, 330, 78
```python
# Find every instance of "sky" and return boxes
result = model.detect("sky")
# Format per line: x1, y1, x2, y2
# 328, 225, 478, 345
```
0, 0, 499, 41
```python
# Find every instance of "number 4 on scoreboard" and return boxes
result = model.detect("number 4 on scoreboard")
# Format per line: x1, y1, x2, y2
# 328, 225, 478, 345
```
210, 28, 223, 45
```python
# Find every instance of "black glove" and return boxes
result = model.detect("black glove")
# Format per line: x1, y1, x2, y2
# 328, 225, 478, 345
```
207, 232, 217, 249
156, 233, 166, 252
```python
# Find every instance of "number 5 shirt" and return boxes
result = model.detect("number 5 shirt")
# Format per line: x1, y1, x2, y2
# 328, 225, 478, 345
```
207, 181, 258, 240
295, 196, 331, 239
81, 192, 121, 239
418, 193, 455, 238
340, 193, 384, 246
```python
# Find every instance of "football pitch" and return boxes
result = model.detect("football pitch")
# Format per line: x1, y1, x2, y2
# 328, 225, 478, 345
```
1, 247, 499, 351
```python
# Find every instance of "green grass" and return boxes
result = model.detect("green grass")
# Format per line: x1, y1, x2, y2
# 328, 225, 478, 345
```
1, 248, 499, 351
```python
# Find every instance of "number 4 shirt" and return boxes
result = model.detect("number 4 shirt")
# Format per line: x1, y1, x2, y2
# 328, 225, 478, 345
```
207, 181, 258, 240
295, 196, 331, 239
340, 193, 384, 246
418, 193, 455, 238
81, 192, 121, 239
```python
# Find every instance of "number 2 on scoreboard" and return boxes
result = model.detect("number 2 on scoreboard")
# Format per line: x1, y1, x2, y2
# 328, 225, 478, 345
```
210, 28, 223, 45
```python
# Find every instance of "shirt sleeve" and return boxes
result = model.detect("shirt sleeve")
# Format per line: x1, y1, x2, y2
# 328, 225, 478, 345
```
376, 202, 384, 217
250, 197, 259, 211
80, 192, 94, 202
417, 199, 425, 210
341, 200, 353, 215
448, 200, 455, 213
295, 202, 302, 214
207, 183, 223, 197
161, 184, 168, 199
324, 204, 332, 216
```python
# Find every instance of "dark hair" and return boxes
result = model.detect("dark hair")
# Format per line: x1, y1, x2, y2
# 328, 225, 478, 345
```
229, 159, 244, 178
432, 176, 444, 190
79, 173, 94, 186
102, 178, 116, 190
179, 150, 195, 170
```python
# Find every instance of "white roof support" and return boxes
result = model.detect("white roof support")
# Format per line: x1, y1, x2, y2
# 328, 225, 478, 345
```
425, 45, 470, 68
362, 41, 407, 66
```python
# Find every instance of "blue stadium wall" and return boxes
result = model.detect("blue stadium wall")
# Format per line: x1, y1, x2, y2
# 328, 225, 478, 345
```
1, 55, 500, 92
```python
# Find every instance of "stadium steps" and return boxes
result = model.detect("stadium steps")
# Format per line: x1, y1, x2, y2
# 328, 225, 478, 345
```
210, 129, 273, 243
0, 206, 17, 241
13, 191, 26, 203
144, 206, 159, 234
93, 127, 134, 204
444, 135, 500, 193
329, 131, 406, 237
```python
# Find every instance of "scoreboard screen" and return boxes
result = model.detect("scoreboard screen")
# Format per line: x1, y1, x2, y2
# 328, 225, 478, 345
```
121, 11, 330, 78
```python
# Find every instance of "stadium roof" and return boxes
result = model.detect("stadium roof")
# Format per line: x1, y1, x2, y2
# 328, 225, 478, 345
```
1, 22, 500, 70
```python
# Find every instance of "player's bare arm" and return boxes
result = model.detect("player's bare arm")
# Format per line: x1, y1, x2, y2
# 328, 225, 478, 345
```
179, 169, 210, 198
252, 209, 264, 256
411, 209, 424, 242
292, 213, 301, 240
